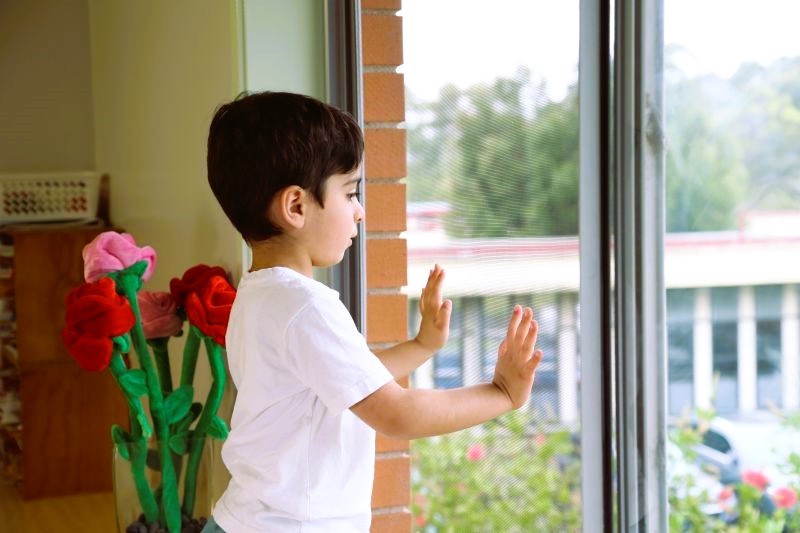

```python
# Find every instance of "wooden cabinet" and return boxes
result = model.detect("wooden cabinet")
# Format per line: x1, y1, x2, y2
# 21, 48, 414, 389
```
0, 224, 128, 499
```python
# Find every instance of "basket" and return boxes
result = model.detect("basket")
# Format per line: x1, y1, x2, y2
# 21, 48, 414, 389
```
0, 172, 100, 224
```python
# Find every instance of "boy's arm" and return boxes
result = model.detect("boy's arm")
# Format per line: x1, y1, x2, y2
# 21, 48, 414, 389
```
374, 265, 451, 379
353, 306, 543, 439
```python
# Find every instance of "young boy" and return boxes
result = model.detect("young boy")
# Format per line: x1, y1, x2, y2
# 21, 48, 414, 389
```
203, 91, 543, 532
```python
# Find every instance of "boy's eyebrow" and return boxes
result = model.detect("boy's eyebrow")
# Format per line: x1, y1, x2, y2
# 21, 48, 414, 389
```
343, 177, 361, 186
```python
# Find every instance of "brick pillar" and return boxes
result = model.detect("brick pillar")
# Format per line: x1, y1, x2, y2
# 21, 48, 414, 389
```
361, 0, 411, 531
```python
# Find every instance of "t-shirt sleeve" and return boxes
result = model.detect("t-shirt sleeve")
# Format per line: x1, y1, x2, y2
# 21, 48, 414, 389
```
284, 297, 394, 415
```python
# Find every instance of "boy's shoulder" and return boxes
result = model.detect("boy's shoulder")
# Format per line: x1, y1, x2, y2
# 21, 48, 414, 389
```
238, 267, 340, 316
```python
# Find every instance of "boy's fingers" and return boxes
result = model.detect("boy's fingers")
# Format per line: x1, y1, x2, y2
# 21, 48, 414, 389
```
506, 305, 523, 340
514, 308, 534, 346
523, 319, 539, 352
526, 350, 544, 374
419, 288, 426, 313
437, 299, 452, 326
429, 267, 445, 304
497, 339, 508, 358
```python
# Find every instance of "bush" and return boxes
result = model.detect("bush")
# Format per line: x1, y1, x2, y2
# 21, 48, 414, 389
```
411, 410, 581, 532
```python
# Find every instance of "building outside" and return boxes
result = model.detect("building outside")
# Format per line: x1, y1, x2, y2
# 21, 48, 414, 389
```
407, 203, 800, 424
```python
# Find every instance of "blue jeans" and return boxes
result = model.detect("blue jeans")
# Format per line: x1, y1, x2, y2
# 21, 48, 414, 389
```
200, 516, 226, 533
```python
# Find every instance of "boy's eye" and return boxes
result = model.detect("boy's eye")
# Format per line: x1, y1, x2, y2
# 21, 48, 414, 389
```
348, 191, 360, 200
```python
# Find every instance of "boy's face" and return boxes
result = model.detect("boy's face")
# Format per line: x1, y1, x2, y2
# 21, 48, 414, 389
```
303, 167, 364, 267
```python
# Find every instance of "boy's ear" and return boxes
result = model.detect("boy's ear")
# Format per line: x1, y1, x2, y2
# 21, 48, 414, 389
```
269, 186, 306, 230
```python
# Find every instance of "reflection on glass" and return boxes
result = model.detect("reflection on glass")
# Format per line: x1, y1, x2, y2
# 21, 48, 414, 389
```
666, 1, 800, 530
403, 1, 580, 530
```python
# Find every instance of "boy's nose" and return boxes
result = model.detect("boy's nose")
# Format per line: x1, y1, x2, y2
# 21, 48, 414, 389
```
354, 200, 365, 222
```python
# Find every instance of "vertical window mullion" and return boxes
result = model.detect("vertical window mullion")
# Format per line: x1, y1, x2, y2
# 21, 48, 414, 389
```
613, 0, 666, 531
325, 0, 366, 330
579, 0, 614, 531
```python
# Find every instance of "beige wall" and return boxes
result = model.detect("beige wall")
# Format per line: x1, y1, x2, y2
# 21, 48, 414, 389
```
89, 0, 243, 289
0, 0, 95, 172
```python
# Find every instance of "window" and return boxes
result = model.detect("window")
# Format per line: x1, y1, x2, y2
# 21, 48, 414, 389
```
667, 289, 694, 416
756, 285, 783, 408
401, 0, 800, 530
711, 287, 738, 414
403, 1, 581, 530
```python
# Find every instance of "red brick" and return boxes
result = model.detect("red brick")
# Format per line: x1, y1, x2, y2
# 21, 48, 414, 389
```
370, 511, 412, 532
366, 239, 407, 288
377, 432, 409, 453
362, 15, 403, 66
364, 73, 405, 123
365, 183, 406, 232
372, 456, 410, 508
367, 294, 408, 343
365, 128, 407, 179
362, 0, 401, 9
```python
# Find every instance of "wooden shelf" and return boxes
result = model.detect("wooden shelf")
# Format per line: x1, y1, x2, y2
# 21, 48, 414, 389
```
0, 224, 128, 499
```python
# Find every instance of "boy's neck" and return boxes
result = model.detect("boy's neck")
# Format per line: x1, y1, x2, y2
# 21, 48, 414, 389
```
249, 237, 313, 278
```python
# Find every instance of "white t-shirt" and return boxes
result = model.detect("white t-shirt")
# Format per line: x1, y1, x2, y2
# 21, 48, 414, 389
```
212, 267, 394, 533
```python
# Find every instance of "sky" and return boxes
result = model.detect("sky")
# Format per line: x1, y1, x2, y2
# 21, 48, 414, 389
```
400, 0, 800, 103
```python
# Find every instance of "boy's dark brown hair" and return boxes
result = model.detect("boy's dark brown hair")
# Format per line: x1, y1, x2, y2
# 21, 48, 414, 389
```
207, 91, 364, 242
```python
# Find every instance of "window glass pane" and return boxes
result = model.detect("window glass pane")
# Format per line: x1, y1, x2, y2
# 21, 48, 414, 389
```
403, 1, 581, 530
668, 290, 695, 416
666, 1, 800, 529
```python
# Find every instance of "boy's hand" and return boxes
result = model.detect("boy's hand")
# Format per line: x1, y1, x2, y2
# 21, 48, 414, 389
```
492, 306, 543, 410
414, 264, 452, 353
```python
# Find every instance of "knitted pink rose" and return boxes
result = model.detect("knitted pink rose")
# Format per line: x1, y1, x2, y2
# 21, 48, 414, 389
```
138, 291, 183, 339
83, 231, 156, 283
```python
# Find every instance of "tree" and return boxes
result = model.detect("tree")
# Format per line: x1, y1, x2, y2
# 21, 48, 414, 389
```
664, 72, 748, 232
407, 69, 580, 238
406, 53, 800, 237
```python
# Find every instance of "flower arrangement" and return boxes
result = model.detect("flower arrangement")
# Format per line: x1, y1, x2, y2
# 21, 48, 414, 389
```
62, 231, 235, 533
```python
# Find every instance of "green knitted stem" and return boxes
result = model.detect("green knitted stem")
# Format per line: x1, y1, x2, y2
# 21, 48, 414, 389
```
179, 326, 201, 388
109, 351, 159, 523
149, 337, 173, 395
172, 326, 203, 485
118, 269, 181, 533
182, 335, 226, 517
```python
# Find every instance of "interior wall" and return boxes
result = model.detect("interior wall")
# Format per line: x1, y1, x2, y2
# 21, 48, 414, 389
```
0, 0, 95, 172
89, 0, 243, 291
243, 0, 327, 97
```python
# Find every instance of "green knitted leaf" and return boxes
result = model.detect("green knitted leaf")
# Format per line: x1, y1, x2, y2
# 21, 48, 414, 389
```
118, 369, 148, 397
164, 385, 193, 424
127, 260, 148, 278
207, 415, 229, 440
112, 335, 131, 353
168, 430, 191, 455
111, 425, 133, 460
175, 402, 202, 433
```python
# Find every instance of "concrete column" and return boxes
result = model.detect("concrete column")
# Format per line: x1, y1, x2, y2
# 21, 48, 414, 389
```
694, 288, 713, 409
558, 293, 578, 425
783, 284, 800, 410
738, 286, 757, 413
462, 298, 482, 387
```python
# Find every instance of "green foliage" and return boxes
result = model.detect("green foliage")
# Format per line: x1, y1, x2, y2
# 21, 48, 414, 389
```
411, 410, 581, 532
407, 54, 800, 237
668, 406, 800, 532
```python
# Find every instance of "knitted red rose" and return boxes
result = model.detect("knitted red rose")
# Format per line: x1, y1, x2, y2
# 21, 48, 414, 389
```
62, 277, 136, 371
185, 275, 235, 347
169, 264, 228, 308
